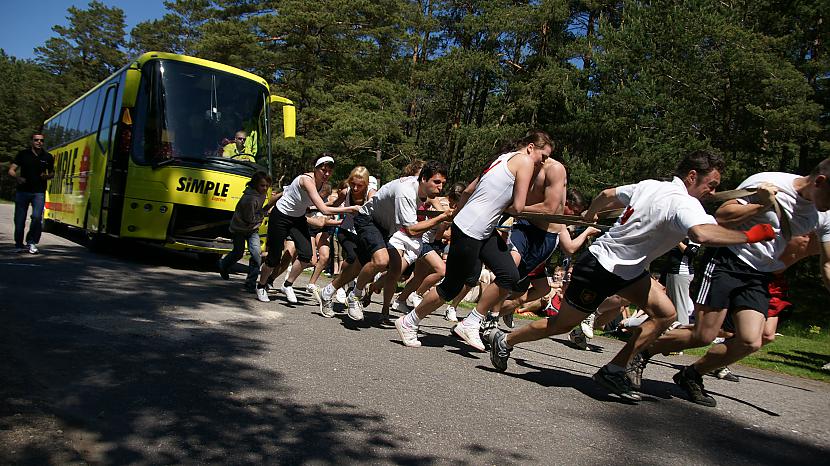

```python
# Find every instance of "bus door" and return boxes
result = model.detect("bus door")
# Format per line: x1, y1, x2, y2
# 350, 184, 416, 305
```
94, 82, 125, 235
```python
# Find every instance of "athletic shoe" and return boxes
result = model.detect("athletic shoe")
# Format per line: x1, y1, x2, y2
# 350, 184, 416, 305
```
453, 323, 486, 352
335, 287, 347, 304
580, 312, 596, 339
627, 352, 648, 391
378, 311, 396, 328
256, 285, 270, 302
406, 293, 423, 309
395, 316, 421, 347
307, 283, 322, 305
822, 362, 830, 371
489, 330, 512, 372
27, 243, 39, 254
673, 366, 717, 407
444, 305, 458, 322
320, 292, 335, 318
347, 292, 365, 321
568, 327, 589, 350
243, 283, 256, 293
480, 314, 499, 350
391, 299, 409, 313
502, 312, 515, 329
15, 244, 27, 253
280, 285, 298, 304
712, 366, 740, 383
593, 366, 642, 402
712, 337, 726, 345
361, 289, 373, 308
217, 260, 230, 280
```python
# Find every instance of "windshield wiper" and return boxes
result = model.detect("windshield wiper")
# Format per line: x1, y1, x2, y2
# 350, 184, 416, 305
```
152, 156, 208, 168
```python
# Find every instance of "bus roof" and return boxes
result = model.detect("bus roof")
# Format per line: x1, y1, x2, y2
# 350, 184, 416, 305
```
44, 52, 271, 124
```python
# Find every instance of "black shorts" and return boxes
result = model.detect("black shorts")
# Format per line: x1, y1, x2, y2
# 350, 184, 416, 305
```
264, 210, 313, 267
694, 247, 771, 317
354, 213, 391, 265
337, 230, 360, 264
435, 224, 519, 301
564, 251, 648, 313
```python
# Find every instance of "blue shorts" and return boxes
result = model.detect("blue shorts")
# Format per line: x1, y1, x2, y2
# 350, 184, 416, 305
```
509, 220, 560, 285
419, 241, 444, 257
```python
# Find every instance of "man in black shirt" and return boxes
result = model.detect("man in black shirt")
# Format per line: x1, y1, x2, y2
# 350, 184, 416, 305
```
8, 133, 54, 254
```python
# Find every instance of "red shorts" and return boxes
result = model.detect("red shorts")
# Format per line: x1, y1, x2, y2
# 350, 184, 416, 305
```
767, 275, 792, 318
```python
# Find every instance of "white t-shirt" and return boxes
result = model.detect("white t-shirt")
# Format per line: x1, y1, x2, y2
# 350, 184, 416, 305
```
453, 152, 517, 240
589, 177, 717, 280
728, 172, 820, 272
817, 211, 830, 243
276, 174, 314, 217
359, 176, 420, 233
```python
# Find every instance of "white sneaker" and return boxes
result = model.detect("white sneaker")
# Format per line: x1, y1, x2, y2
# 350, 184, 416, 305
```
346, 291, 364, 321
280, 285, 298, 304
453, 323, 486, 352
395, 316, 421, 347
391, 300, 410, 313
335, 287, 348, 304
27, 243, 39, 254
307, 283, 321, 305
406, 293, 423, 309
444, 305, 458, 322
580, 313, 596, 339
256, 286, 270, 302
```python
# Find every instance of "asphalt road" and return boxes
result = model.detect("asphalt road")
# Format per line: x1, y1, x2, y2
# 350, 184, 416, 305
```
1, 203, 828, 465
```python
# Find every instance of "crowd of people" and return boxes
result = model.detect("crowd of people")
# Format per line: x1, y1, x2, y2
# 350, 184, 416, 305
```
217, 129, 830, 408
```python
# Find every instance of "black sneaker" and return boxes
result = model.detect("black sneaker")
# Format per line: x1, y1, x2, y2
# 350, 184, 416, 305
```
593, 366, 642, 401
480, 314, 499, 350
673, 366, 717, 407
626, 352, 648, 391
489, 330, 512, 372
361, 289, 373, 308
217, 260, 230, 280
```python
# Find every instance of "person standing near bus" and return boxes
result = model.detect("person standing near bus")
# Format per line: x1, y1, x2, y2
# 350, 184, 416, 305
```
218, 171, 279, 291
8, 133, 54, 254
256, 154, 360, 303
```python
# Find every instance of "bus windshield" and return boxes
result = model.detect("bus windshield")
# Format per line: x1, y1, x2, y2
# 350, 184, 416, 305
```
133, 59, 270, 168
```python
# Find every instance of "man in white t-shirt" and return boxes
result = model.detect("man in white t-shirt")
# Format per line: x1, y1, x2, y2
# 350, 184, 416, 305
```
635, 158, 830, 407
318, 161, 449, 321
489, 150, 777, 402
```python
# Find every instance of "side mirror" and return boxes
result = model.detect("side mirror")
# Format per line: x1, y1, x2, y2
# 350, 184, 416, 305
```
270, 94, 296, 138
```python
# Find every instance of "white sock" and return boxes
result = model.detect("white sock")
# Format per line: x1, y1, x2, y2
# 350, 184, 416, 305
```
403, 310, 421, 328
462, 309, 484, 328
322, 283, 335, 300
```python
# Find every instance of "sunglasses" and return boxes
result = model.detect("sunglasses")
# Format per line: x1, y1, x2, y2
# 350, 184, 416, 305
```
33, 138, 45, 142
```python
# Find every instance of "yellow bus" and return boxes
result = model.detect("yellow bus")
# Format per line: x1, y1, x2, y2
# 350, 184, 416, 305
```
42, 52, 295, 259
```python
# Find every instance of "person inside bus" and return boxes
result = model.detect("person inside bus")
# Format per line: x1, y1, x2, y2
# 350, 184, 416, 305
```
222, 130, 256, 161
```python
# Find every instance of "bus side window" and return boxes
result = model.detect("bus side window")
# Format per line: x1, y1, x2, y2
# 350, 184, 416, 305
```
97, 85, 118, 153
79, 88, 102, 136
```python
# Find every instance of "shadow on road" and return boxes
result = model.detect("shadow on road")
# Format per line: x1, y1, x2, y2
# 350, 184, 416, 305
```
0, 240, 435, 464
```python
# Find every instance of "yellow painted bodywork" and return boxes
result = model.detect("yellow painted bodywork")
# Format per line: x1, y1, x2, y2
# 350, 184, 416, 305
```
44, 52, 295, 254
